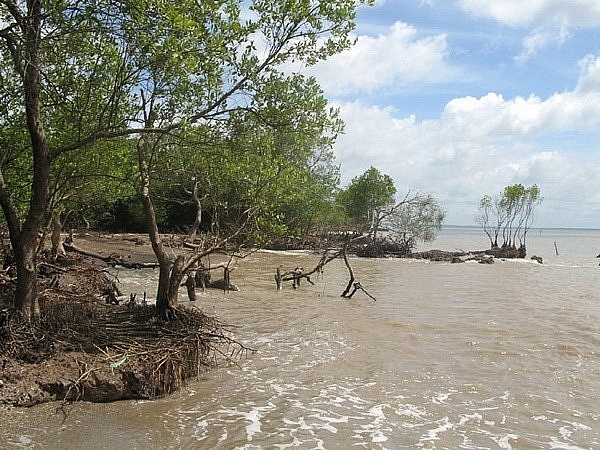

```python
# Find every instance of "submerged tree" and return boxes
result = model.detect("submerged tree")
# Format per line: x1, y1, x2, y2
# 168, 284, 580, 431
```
276, 170, 444, 295
387, 192, 446, 244
475, 184, 542, 252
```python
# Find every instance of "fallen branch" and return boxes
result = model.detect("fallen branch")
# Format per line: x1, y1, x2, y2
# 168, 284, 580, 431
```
340, 242, 355, 297
345, 282, 377, 301
63, 241, 160, 269
275, 235, 377, 301
277, 249, 339, 289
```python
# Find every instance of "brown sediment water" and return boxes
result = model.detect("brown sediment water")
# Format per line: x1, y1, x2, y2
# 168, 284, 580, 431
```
1, 227, 599, 448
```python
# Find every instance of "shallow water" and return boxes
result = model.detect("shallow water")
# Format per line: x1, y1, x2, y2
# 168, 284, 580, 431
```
2, 227, 600, 449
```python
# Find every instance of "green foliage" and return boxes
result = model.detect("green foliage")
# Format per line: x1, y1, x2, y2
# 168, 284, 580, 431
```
0, 0, 375, 316
49, 138, 139, 227
388, 194, 445, 243
337, 167, 397, 232
336, 167, 445, 243
0, 0, 371, 239
0, 125, 32, 219
132, 72, 343, 240
122, 0, 367, 244
476, 183, 542, 249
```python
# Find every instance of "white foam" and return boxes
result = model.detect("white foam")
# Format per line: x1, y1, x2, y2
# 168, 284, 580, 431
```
458, 412, 482, 425
371, 431, 388, 443
309, 412, 349, 425
313, 420, 339, 434
258, 249, 312, 256
7, 436, 33, 449
368, 405, 386, 419
218, 430, 228, 443
395, 403, 426, 420
421, 416, 453, 442
245, 409, 261, 441
432, 390, 455, 404
213, 403, 277, 443
549, 438, 587, 450
361, 405, 390, 443
282, 416, 311, 430
493, 433, 519, 449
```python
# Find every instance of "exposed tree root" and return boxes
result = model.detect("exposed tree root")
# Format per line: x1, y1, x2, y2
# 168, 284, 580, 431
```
0, 261, 254, 407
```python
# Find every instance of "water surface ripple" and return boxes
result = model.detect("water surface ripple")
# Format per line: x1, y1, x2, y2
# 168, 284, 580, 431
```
1, 227, 599, 448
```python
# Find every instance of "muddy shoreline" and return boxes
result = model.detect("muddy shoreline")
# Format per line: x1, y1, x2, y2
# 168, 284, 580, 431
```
0, 233, 246, 407
0, 232, 537, 407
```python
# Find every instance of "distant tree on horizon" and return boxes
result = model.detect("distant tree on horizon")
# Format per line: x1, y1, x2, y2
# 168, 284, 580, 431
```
475, 184, 542, 251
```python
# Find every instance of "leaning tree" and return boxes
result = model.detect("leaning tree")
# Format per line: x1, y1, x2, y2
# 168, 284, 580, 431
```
337, 166, 445, 247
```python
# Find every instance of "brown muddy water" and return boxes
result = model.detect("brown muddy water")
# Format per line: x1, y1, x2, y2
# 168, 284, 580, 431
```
1, 227, 600, 449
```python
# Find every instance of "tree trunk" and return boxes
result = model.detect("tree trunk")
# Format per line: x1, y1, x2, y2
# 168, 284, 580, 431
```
188, 181, 204, 239
50, 211, 66, 258
138, 163, 176, 315
13, 238, 40, 320
153, 253, 187, 315
6, 0, 51, 322
185, 269, 197, 301
167, 255, 186, 304
136, 116, 184, 317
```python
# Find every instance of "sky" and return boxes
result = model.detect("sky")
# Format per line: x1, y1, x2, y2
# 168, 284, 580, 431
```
304, 0, 600, 228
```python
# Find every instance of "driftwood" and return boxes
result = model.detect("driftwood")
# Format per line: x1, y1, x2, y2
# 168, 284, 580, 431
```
339, 243, 355, 297
183, 263, 239, 296
345, 282, 377, 300
38, 261, 67, 275
183, 241, 200, 250
277, 266, 316, 289
276, 248, 338, 290
275, 238, 377, 301
63, 241, 160, 269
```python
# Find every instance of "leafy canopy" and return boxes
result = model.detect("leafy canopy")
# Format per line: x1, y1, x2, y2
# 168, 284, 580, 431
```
337, 166, 445, 243
337, 166, 396, 231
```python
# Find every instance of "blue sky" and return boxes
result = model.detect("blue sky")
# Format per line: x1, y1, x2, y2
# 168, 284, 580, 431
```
304, 0, 600, 228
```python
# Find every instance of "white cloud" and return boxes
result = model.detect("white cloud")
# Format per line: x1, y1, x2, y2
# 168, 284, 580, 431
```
440, 56, 600, 136
309, 21, 455, 95
332, 54, 600, 227
458, 0, 600, 27
516, 23, 570, 63
576, 54, 600, 92
458, 0, 600, 60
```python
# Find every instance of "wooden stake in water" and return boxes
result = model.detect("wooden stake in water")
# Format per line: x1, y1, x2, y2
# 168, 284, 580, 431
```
554, 241, 559, 256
